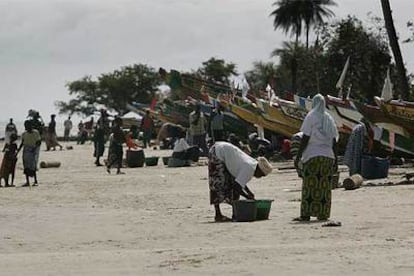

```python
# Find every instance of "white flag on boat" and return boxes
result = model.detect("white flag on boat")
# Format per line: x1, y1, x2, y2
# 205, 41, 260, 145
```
336, 56, 350, 94
266, 84, 276, 101
381, 68, 393, 102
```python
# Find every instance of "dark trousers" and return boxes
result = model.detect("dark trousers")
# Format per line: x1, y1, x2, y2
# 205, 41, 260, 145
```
192, 134, 208, 157
212, 129, 224, 142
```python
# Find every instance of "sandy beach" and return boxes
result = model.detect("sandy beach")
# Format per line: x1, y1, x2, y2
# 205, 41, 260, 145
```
0, 141, 413, 275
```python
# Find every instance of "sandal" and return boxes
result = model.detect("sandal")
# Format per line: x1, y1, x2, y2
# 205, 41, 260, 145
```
292, 216, 310, 222
214, 216, 232, 223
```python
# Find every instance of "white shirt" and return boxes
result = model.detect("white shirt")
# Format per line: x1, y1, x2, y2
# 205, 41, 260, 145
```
300, 112, 335, 162
214, 142, 257, 188
173, 138, 190, 153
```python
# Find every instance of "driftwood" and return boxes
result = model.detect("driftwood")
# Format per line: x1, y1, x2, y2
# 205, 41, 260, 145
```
40, 161, 61, 168
343, 174, 363, 190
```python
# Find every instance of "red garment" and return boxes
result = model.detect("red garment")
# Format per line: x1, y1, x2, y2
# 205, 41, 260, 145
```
126, 134, 139, 149
281, 139, 291, 154
141, 116, 153, 130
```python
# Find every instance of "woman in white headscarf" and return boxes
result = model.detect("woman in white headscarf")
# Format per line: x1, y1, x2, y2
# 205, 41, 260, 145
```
294, 94, 339, 221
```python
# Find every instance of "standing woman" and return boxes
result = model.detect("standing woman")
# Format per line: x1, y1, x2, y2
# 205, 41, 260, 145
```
18, 120, 42, 186
294, 94, 339, 221
106, 117, 126, 174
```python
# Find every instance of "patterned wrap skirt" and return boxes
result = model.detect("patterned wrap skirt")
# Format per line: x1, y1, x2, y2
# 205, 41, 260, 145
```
301, 156, 335, 219
23, 145, 38, 177
208, 146, 240, 205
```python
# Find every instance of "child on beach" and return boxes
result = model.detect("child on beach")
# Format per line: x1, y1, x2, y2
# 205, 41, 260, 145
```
0, 133, 18, 187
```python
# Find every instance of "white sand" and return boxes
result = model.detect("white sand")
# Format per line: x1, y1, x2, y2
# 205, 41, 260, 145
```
1, 142, 414, 275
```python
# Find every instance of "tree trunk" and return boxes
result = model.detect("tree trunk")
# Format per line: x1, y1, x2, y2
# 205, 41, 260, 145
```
291, 43, 298, 93
380, 0, 410, 99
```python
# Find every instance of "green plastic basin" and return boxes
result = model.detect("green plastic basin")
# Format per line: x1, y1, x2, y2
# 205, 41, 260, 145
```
255, 199, 274, 220
145, 157, 159, 166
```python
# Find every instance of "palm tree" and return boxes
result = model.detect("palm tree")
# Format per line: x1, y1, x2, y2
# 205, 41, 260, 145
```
380, 0, 410, 99
245, 61, 279, 93
271, 42, 302, 92
302, 0, 336, 48
270, 0, 336, 48
270, 0, 303, 44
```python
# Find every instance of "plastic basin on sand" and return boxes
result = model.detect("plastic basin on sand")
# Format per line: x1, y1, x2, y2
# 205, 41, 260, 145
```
255, 199, 274, 220
162, 156, 171, 165
126, 149, 145, 168
232, 200, 257, 222
145, 157, 159, 166
361, 155, 389, 179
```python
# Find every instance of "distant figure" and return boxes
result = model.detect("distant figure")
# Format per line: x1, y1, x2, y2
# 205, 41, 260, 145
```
156, 122, 186, 149
77, 121, 87, 145
3, 118, 18, 152
208, 141, 273, 222
189, 104, 208, 156
344, 118, 374, 176
291, 132, 304, 177
168, 129, 200, 167
294, 94, 339, 222
228, 133, 251, 154
18, 120, 42, 187
45, 114, 63, 151
0, 133, 18, 187
84, 117, 94, 137
126, 125, 140, 150
97, 109, 111, 140
248, 132, 272, 157
210, 105, 225, 142
106, 117, 126, 174
280, 138, 292, 160
63, 116, 73, 142
140, 110, 154, 148
93, 125, 105, 166
27, 110, 45, 137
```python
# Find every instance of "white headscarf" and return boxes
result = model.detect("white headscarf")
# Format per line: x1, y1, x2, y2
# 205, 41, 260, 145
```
310, 94, 339, 141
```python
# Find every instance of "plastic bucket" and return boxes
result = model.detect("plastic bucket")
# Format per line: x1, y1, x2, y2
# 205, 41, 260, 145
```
232, 200, 257, 222
361, 155, 389, 179
145, 156, 159, 166
126, 149, 145, 168
255, 199, 273, 220
162, 156, 171, 165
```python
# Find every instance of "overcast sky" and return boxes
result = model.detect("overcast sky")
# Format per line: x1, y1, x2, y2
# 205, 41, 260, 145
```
0, 0, 412, 123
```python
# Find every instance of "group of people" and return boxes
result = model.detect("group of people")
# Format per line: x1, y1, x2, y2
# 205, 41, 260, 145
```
0, 111, 76, 187
209, 94, 341, 222
0, 118, 42, 187
0, 95, 378, 224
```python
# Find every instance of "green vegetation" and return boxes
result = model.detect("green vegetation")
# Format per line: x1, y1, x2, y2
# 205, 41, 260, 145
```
58, 1, 412, 117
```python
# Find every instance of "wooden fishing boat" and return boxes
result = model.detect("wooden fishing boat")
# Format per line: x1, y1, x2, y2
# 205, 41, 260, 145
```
158, 99, 191, 127
256, 99, 303, 137
224, 97, 306, 137
158, 98, 252, 137
294, 95, 363, 134
325, 95, 363, 134
353, 101, 409, 137
227, 97, 261, 126
374, 96, 414, 136
163, 69, 233, 100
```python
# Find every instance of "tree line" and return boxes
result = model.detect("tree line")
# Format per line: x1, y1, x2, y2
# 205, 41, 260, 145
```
57, 0, 413, 117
